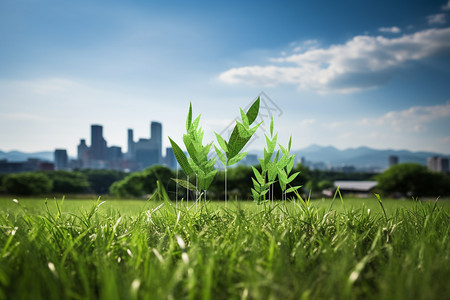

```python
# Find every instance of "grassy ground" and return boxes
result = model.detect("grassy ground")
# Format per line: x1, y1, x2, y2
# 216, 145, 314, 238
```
0, 196, 449, 299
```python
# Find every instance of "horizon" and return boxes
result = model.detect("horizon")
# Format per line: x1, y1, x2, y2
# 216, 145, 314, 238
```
1, 0, 450, 156
2, 142, 450, 157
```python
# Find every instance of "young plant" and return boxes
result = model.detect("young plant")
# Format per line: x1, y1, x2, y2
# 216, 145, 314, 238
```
251, 116, 301, 208
214, 97, 261, 207
276, 136, 301, 203
169, 103, 217, 204
252, 116, 277, 206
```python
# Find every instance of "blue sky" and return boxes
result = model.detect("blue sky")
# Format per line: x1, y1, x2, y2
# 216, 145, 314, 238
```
1, 0, 450, 156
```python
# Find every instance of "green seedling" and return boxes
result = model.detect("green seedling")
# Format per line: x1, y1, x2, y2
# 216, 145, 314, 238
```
169, 103, 217, 203
214, 97, 261, 207
251, 116, 301, 208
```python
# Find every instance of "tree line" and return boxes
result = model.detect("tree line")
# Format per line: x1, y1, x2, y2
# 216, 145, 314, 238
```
1, 163, 449, 198
0, 170, 126, 196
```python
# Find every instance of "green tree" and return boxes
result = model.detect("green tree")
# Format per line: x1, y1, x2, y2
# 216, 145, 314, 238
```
81, 170, 126, 194
44, 171, 90, 193
318, 179, 334, 191
376, 163, 448, 197
4, 172, 53, 195
109, 165, 175, 198
0, 174, 7, 193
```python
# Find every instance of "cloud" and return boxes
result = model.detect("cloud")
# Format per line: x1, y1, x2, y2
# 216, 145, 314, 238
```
378, 26, 401, 33
360, 101, 450, 132
427, 13, 447, 25
219, 28, 450, 93
299, 118, 316, 126
443, 1, 450, 10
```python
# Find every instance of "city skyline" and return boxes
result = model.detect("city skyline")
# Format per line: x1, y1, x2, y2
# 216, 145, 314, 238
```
1, 1, 450, 155
70, 121, 177, 171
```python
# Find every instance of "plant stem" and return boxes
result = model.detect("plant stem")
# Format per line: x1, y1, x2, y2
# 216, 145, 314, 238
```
176, 166, 178, 210
225, 167, 227, 208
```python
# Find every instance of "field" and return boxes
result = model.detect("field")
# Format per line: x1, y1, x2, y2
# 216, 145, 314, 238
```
0, 196, 449, 300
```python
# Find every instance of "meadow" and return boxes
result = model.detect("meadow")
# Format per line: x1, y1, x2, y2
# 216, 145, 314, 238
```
0, 195, 449, 300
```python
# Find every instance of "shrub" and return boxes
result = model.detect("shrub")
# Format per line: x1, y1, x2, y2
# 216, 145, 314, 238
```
3, 172, 53, 195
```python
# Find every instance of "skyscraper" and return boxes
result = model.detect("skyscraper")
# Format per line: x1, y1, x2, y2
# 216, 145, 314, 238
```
54, 149, 68, 170
151, 121, 162, 162
77, 139, 88, 160
165, 147, 177, 169
427, 156, 449, 172
127, 129, 134, 159
388, 155, 399, 167
91, 125, 106, 160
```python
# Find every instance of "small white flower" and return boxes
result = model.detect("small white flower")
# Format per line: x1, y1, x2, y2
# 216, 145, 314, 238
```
127, 249, 133, 257
12, 199, 19, 204
131, 279, 141, 292
181, 252, 189, 264
176, 235, 186, 250
48, 262, 58, 276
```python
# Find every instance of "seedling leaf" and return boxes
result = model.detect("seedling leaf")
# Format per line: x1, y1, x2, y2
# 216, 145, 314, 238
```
228, 151, 248, 166
169, 138, 193, 176
215, 132, 228, 153
186, 102, 192, 130
246, 97, 260, 125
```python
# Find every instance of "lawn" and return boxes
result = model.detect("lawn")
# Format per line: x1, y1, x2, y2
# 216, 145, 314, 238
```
0, 195, 449, 299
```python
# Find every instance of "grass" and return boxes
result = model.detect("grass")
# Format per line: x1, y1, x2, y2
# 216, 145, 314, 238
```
0, 196, 449, 299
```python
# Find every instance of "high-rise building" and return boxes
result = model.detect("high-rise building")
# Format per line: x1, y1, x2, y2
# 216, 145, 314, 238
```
389, 155, 399, 167
73, 122, 169, 171
91, 125, 106, 160
164, 147, 177, 169
54, 149, 68, 170
127, 129, 134, 159
107, 146, 122, 161
128, 121, 163, 169
77, 139, 89, 167
151, 121, 162, 162
427, 156, 449, 172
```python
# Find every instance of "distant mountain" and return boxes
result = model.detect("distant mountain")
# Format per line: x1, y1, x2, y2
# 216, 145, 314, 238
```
292, 144, 450, 170
2, 146, 448, 171
0, 150, 54, 162
248, 144, 449, 170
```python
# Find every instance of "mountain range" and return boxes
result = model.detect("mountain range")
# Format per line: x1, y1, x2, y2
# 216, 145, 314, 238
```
251, 145, 449, 170
0, 150, 54, 162
292, 145, 449, 170
1, 145, 449, 170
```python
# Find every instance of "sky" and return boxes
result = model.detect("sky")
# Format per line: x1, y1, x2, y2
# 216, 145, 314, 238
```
1, 0, 450, 157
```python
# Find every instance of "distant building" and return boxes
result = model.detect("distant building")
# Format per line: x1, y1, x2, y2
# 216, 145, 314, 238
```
164, 147, 177, 169
389, 155, 399, 167
90, 125, 107, 161
0, 159, 54, 173
54, 149, 68, 170
333, 181, 378, 197
427, 156, 449, 173
77, 139, 89, 168
128, 122, 163, 169
72, 122, 174, 171
333, 165, 356, 173
127, 129, 134, 159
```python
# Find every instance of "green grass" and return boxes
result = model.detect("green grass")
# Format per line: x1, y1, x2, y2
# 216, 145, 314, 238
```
0, 196, 449, 299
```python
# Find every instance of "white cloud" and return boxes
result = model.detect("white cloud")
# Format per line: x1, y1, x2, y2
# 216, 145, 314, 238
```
299, 118, 316, 126
378, 26, 401, 33
443, 1, 450, 10
219, 28, 450, 93
427, 13, 447, 25
361, 101, 450, 132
